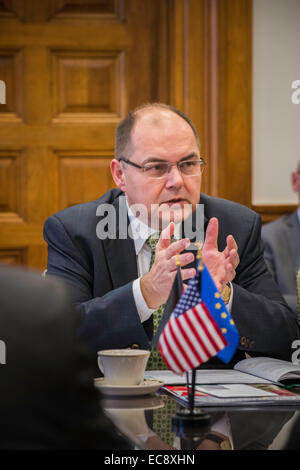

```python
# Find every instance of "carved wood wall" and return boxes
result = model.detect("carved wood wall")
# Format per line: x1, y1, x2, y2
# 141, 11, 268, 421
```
0, 0, 288, 269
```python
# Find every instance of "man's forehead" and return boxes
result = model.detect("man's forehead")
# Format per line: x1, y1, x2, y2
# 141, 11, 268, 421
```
132, 108, 195, 141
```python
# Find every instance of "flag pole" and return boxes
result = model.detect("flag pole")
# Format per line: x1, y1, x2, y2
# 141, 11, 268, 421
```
177, 253, 193, 413
171, 242, 212, 441
190, 243, 204, 414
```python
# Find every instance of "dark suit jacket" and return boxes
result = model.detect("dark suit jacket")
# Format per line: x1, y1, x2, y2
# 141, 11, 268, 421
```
262, 211, 300, 314
44, 189, 300, 364
0, 265, 132, 449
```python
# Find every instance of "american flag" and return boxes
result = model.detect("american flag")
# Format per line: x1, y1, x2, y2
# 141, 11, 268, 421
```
158, 268, 228, 374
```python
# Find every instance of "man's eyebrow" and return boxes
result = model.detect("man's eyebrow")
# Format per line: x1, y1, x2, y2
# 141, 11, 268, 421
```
142, 153, 199, 164
180, 153, 199, 161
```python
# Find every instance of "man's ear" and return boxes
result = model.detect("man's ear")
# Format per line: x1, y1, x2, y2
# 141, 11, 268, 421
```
110, 159, 126, 192
291, 170, 300, 193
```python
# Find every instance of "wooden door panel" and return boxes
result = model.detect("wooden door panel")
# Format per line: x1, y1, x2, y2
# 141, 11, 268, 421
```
52, 49, 125, 121
57, 151, 115, 209
0, 0, 169, 270
0, 0, 124, 23
0, 48, 23, 121
0, 248, 27, 265
0, 149, 26, 223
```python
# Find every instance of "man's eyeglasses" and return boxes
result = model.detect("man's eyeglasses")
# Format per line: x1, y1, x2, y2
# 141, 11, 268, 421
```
118, 157, 206, 179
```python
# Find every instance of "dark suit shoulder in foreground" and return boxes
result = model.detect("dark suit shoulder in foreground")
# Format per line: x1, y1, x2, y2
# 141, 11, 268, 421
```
0, 264, 132, 449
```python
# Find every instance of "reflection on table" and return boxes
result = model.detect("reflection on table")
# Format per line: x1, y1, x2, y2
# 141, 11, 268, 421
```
102, 392, 300, 450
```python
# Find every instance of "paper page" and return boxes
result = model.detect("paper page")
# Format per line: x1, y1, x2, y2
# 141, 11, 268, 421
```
235, 357, 300, 383
145, 369, 274, 385
196, 384, 275, 398
164, 384, 300, 407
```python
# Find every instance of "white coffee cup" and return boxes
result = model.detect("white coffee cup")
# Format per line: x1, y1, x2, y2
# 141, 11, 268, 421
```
97, 349, 150, 386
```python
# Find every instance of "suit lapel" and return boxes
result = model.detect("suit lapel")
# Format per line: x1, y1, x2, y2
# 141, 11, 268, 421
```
102, 194, 138, 288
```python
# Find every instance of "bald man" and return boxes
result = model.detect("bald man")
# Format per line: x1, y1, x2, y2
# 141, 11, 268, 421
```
44, 103, 300, 365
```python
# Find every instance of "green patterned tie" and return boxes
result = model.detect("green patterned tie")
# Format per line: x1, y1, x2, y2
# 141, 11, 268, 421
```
145, 235, 177, 445
145, 233, 169, 370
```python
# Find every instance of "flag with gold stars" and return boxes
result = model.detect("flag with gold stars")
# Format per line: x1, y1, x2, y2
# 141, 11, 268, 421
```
158, 263, 232, 374
200, 263, 239, 363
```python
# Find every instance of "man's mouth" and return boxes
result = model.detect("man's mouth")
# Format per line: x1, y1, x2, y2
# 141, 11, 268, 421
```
162, 198, 187, 207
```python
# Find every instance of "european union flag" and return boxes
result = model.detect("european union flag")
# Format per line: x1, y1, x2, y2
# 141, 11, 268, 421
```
200, 263, 239, 363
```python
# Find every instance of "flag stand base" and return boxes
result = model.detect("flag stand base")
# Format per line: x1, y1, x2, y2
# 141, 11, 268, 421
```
172, 408, 211, 438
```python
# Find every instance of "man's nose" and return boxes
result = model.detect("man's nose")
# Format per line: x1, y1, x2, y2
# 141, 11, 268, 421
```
164, 164, 184, 188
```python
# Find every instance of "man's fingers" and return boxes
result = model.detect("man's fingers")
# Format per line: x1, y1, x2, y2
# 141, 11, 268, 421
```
181, 267, 196, 281
203, 217, 219, 251
157, 222, 175, 249
229, 248, 239, 270
224, 256, 237, 283
166, 237, 191, 259
223, 235, 238, 260
227, 234, 238, 252
167, 251, 194, 271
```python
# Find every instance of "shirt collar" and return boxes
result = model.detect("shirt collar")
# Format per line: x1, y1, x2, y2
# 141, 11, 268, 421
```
125, 198, 182, 255
126, 199, 157, 255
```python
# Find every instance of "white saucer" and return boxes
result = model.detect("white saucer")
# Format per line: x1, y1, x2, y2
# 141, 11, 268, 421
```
94, 377, 164, 396
102, 395, 165, 410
